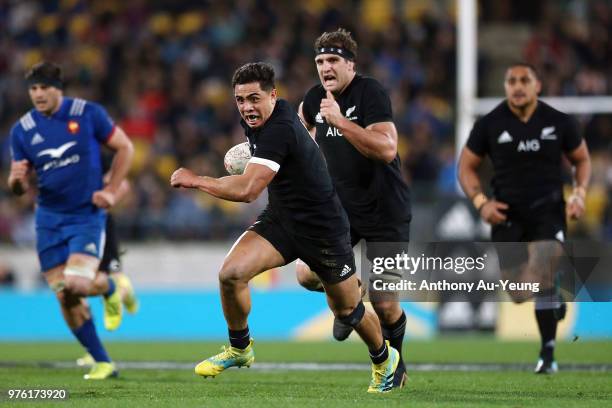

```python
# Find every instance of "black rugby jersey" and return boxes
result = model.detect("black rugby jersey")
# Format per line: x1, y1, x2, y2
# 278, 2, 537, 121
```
466, 101, 582, 207
241, 99, 349, 239
302, 75, 412, 231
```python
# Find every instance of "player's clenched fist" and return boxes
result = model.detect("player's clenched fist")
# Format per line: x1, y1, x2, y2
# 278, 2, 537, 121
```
8, 159, 30, 194
170, 167, 198, 189
92, 188, 116, 209
566, 192, 585, 220
320, 90, 343, 127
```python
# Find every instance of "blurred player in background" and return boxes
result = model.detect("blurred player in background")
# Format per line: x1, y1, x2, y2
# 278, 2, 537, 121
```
458, 63, 591, 374
77, 150, 139, 367
171, 62, 401, 393
7, 62, 135, 379
295, 28, 411, 387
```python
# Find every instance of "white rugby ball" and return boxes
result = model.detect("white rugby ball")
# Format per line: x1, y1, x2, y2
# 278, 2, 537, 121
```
224, 142, 252, 175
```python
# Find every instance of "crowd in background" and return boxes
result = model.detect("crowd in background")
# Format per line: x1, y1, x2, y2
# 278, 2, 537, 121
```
0, 0, 611, 249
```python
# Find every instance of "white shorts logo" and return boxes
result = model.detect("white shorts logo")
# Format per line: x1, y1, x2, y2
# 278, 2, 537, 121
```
340, 264, 352, 277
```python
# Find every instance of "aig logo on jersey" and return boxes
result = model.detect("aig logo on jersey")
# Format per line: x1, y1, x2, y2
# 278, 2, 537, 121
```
517, 139, 540, 152
68, 120, 80, 134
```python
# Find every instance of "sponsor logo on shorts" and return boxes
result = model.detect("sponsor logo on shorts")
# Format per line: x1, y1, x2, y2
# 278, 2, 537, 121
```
84, 242, 97, 255
555, 230, 564, 242
109, 259, 121, 272
340, 264, 352, 277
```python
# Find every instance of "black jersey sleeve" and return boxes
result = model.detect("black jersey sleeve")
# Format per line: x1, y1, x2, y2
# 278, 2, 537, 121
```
561, 115, 582, 152
362, 79, 393, 127
301, 87, 319, 127
251, 124, 294, 171
465, 118, 488, 156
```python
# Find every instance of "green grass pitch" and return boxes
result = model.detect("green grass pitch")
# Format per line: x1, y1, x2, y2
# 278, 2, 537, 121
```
0, 338, 610, 407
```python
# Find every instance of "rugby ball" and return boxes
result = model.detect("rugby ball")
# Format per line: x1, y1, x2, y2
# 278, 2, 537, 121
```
224, 142, 252, 175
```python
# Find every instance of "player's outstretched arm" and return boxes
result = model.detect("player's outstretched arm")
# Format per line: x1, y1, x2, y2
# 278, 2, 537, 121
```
565, 140, 591, 220
170, 162, 276, 203
93, 127, 134, 209
319, 90, 397, 163
458, 146, 508, 225
7, 159, 30, 196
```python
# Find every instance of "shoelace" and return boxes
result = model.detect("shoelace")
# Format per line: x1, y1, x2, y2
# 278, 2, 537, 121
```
211, 345, 241, 362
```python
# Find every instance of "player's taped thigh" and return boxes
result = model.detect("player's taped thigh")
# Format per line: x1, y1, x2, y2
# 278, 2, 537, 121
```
63, 264, 96, 280
337, 300, 366, 328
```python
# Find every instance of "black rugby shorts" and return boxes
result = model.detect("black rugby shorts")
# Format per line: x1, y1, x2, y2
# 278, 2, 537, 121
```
492, 200, 566, 269
249, 209, 355, 284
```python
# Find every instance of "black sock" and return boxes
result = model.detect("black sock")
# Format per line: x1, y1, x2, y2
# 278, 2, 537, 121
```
535, 309, 557, 360
369, 341, 389, 365
382, 311, 406, 360
228, 327, 250, 349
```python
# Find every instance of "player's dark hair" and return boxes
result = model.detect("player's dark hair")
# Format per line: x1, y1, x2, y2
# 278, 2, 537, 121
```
231, 62, 275, 91
507, 62, 540, 80
314, 28, 358, 60
25, 61, 64, 89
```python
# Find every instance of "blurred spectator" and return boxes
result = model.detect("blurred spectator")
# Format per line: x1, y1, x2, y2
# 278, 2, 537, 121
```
0, 263, 15, 287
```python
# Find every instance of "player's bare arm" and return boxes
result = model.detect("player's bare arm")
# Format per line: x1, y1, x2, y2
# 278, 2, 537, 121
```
565, 140, 591, 220
458, 146, 508, 225
92, 127, 134, 209
320, 90, 397, 163
102, 154, 132, 205
7, 159, 31, 195
170, 162, 276, 203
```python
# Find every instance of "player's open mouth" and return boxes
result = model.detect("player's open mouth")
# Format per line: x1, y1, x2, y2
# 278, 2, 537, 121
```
323, 75, 336, 85
245, 114, 259, 124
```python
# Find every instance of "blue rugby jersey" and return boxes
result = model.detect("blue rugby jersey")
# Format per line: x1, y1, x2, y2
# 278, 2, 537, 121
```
9, 97, 115, 214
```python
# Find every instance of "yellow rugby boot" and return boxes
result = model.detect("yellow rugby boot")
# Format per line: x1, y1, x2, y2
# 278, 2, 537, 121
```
116, 274, 139, 314
367, 341, 400, 393
195, 339, 255, 378
76, 353, 94, 367
103, 277, 123, 331
84, 362, 118, 380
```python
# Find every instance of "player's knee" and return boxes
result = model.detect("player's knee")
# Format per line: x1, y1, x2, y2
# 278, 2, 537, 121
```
296, 263, 323, 292
55, 289, 81, 309
219, 262, 249, 286
63, 277, 92, 297
334, 301, 366, 328
372, 301, 401, 323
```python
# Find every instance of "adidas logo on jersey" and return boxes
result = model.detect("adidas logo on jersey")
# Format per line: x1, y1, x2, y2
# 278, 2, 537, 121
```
540, 126, 557, 140
31, 133, 44, 145
339, 264, 352, 277
497, 131, 513, 144
84, 242, 97, 255
315, 112, 324, 123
